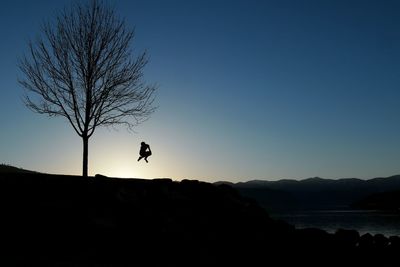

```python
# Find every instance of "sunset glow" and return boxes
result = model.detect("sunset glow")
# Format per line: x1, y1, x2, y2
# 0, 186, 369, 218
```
1, 0, 400, 182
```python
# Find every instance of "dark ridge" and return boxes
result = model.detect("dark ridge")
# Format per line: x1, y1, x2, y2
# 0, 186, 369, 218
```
0, 164, 39, 174
352, 190, 400, 211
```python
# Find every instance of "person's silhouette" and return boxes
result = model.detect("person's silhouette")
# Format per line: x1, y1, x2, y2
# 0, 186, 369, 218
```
138, 141, 152, 163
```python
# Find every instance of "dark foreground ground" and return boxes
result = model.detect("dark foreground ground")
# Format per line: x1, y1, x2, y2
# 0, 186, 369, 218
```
0, 172, 398, 266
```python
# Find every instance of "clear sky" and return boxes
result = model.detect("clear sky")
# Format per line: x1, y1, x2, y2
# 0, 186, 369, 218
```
1, 0, 400, 182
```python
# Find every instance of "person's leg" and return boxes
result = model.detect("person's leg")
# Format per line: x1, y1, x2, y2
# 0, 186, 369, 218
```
138, 156, 143, 161
144, 151, 151, 163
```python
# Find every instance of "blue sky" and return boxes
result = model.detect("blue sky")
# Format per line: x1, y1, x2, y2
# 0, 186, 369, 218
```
1, 0, 400, 182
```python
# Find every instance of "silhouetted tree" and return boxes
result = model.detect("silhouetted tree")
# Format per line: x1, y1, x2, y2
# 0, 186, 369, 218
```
19, 0, 156, 177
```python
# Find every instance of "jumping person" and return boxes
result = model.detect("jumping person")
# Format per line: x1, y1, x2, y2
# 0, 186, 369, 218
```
138, 142, 152, 163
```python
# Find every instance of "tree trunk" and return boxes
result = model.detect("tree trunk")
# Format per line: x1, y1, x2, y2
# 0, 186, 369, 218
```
82, 135, 89, 177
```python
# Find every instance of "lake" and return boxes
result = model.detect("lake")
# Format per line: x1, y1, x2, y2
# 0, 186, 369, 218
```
270, 210, 400, 237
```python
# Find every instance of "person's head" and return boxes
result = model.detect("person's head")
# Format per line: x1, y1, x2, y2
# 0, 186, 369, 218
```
141, 141, 146, 146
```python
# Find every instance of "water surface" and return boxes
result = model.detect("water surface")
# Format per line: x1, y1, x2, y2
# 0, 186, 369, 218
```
271, 210, 400, 237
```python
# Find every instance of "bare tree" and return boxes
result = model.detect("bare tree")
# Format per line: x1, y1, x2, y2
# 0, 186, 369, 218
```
19, 0, 157, 177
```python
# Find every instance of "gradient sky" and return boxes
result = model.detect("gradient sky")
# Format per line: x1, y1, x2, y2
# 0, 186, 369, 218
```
1, 0, 400, 182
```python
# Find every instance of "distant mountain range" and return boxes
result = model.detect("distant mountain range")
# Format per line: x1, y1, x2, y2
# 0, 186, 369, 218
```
216, 175, 400, 212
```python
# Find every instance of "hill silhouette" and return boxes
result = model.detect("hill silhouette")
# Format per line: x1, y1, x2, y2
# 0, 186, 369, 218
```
0, 163, 39, 174
220, 175, 400, 212
0, 169, 398, 266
